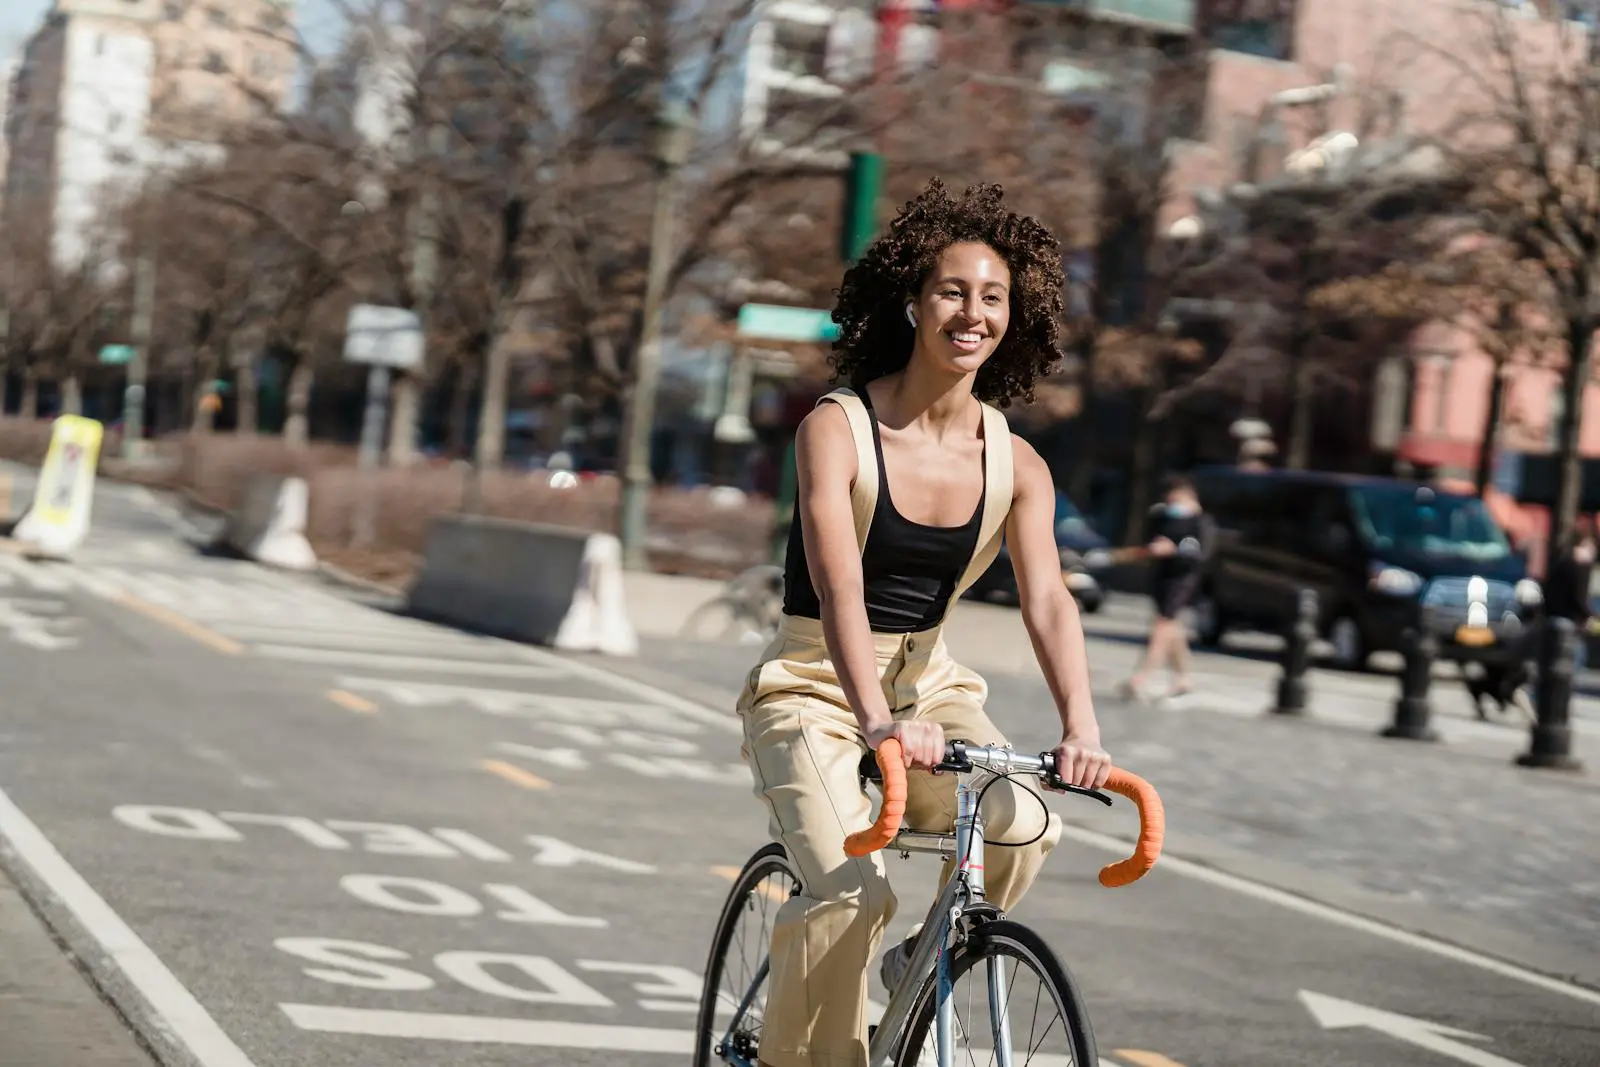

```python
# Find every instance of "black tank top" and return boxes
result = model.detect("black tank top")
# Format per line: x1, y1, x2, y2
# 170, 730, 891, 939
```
782, 393, 985, 633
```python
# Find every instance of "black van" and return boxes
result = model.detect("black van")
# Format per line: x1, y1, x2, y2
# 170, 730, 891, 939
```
1187, 467, 1541, 669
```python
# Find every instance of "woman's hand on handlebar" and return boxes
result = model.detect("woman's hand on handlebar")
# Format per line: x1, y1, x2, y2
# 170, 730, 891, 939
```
1050, 735, 1113, 790
865, 719, 946, 771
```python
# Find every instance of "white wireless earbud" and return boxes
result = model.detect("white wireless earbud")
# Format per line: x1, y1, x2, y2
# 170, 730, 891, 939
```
905, 302, 917, 327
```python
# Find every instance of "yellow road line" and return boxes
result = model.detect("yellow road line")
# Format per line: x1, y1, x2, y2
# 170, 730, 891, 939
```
1114, 1052, 1186, 1067
114, 593, 242, 656
327, 689, 377, 714
711, 865, 789, 904
480, 759, 551, 791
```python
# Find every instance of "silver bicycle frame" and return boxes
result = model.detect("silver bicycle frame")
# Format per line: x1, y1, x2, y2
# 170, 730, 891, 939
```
718, 746, 1049, 1067
865, 767, 1010, 1067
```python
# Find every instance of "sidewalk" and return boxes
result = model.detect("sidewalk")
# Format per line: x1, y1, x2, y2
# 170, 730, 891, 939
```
626, 568, 1597, 764
0, 863, 154, 1067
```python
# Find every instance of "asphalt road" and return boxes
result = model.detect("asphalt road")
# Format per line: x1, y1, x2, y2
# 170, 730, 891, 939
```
0, 476, 1597, 1067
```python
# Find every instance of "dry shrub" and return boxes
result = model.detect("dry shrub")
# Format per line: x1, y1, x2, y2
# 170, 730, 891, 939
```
0, 417, 182, 484
174, 434, 356, 509
5, 419, 777, 583
0, 418, 60, 466
305, 464, 777, 585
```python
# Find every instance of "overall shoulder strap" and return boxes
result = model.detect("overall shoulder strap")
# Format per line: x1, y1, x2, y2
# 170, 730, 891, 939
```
815, 387, 879, 554
947, 403, 1015, 615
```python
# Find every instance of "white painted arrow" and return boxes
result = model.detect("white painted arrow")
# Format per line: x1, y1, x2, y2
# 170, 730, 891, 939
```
1299, 991, 1528, 1067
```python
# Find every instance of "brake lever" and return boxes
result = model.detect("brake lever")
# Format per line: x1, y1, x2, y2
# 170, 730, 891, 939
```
1045, 770, 1115, 806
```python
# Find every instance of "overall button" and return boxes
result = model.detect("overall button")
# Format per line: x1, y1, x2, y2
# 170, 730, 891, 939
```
905, 637, 917, 652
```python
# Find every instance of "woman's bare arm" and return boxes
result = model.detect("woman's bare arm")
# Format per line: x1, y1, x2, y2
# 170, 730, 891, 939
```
1005, 438, 1111, 787
794, 404, 942, 768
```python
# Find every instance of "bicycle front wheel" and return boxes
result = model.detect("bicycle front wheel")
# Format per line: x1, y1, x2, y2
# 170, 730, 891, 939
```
693, 842, 800, 1066
894, 919, 1097, 1067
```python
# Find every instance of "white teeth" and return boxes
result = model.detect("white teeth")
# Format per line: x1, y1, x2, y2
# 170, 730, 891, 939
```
953, 332, 981, 343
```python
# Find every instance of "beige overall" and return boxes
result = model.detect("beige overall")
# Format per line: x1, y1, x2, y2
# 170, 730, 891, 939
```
736, 388, 1064, 1067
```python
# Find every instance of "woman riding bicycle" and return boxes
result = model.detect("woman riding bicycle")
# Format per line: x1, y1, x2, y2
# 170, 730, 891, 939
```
736, 179, 1110, 1067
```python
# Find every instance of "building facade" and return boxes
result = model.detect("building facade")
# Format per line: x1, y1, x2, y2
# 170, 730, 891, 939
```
2, 0, 296, 273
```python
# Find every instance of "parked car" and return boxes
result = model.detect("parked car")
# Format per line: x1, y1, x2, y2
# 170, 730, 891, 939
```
965, 489, 1109, 612
1186, 467, 1540, 669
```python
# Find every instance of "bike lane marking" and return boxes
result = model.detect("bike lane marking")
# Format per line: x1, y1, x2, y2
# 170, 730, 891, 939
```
327, 688, 378, 714
1056, 821, 1600, 1009
0, 786, 260, 1067
517, 644, 1600, 1012
111, 591, 245, 655
480, 759, 552, 791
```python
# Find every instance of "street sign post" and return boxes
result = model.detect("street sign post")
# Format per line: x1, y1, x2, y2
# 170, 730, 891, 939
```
98, 345, 136, 366
343, 304, 425, 547
736, 304, 840, 344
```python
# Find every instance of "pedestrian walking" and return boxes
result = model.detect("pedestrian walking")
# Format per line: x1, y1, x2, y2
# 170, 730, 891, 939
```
1120, 474, 1215, 702
1467, 516, 1596, 721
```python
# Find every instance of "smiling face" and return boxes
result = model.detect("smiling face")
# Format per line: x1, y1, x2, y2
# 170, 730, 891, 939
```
909, 241, 1012, 377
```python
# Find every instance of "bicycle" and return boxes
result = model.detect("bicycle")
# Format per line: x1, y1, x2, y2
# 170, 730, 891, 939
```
680, 564, 785, 645
693, 737, 1164, 1067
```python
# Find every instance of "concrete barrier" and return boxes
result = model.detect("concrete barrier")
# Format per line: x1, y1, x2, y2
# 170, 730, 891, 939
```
406, 515, 638, 656
217, 473, 317, 571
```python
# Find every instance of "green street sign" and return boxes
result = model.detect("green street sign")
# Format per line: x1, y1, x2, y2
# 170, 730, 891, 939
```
737, 303, 840, 344
99, 344, 136, 365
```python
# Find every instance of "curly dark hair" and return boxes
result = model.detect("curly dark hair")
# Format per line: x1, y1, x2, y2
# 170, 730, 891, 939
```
829, 179, 1065, 407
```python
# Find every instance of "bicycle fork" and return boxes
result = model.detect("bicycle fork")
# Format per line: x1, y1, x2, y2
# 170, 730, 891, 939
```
871, 780, 1020, 1067
941, 784, 1015, 1067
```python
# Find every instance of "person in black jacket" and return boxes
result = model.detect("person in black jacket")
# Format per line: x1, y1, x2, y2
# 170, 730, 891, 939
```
1468, 517, 1595, 721
1121, 474, 1215, 702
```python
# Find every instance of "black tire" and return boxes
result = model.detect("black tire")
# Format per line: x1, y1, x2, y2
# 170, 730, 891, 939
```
693, 843, 799, 1066
893, 919, 1097, 1067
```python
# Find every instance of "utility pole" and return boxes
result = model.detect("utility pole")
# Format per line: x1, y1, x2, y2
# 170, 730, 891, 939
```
124, 253, 156, 461
467, 194, 527, 514
617, 100, 696, 571
0, 289, 10, 416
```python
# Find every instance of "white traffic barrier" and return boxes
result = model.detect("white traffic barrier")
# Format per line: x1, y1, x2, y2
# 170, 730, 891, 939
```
406, 515, 638, 656
12, 415, 104, 559
218, 473, 317, 571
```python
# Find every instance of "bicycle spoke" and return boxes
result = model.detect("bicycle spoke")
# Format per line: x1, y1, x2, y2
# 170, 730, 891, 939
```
896, 923, 1094, 1067
695, 848, 799, 1066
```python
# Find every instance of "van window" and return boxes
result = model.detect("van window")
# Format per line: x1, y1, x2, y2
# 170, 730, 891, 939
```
1200, 474, 1279, 544
1347, 484, 1511, 560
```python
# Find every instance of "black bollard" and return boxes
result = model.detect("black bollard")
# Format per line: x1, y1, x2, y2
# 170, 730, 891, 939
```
1517, 616, 1586, 772
1273, 588, 1318, 715
1383, 625, 1440, 741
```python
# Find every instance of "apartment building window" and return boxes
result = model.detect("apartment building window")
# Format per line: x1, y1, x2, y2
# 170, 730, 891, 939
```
164, 2, 182, 19
1207, 0, 1297, 62
761, 85, 854, 153
769, 19, 830, 80
208, 7, 230, 28
204, 50, 227, 74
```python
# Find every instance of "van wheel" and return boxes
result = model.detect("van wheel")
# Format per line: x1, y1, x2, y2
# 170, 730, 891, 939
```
1190, 594, 1225, 647
1328, 616, 1369, 671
